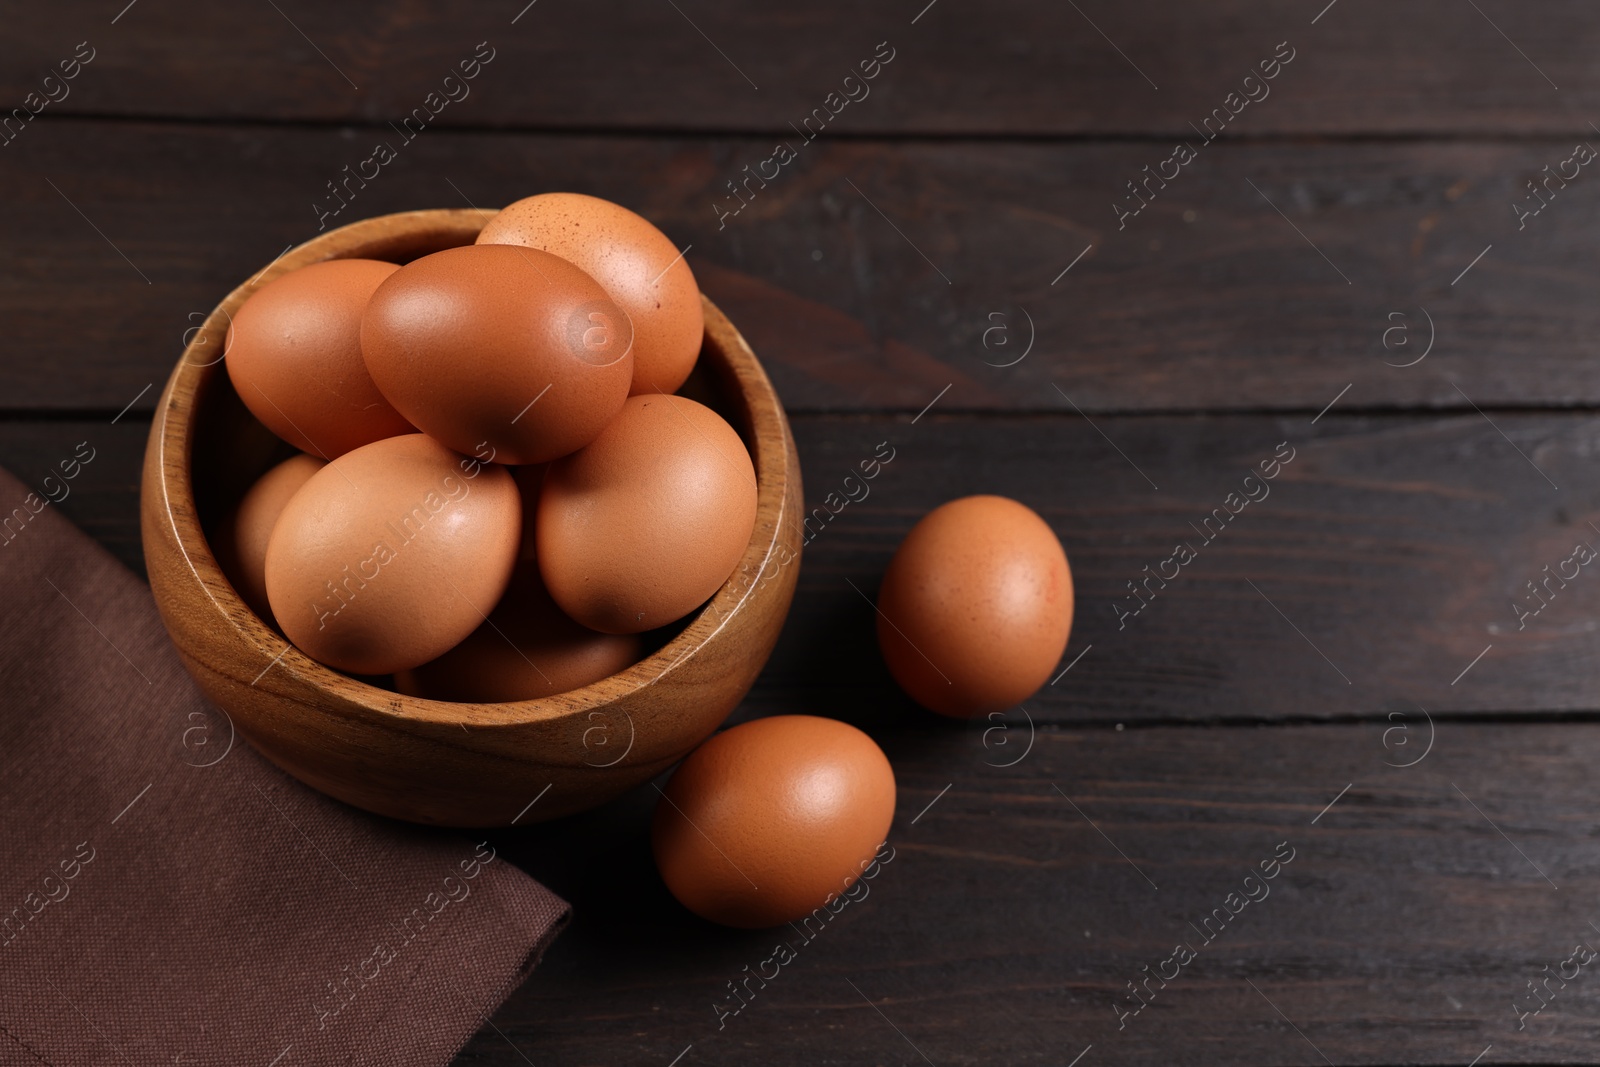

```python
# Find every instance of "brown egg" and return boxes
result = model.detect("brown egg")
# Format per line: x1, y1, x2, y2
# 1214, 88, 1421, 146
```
537, 394, 756, 634
877, 495, 1074, 717
477, 193, 703, 396
395, 462, 638, 701
224, 259, 413, 458
360, 244, 634, 464
652, 715, 896, 928
394, 570, 640, 702
215, 453, 325, 621
263, 434, 521, 675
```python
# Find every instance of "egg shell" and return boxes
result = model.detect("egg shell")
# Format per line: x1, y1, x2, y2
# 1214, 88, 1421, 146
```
652, 715, 896, 928
394, 570, 641, 703
263, 433, 521, 675
876, 495, 1074, 717
215, 453, 325, 621
395, 461, 638, 702
224, 259, 414, 458
477, 193, 703, 396
536, 394, 757, 634
360, 244, 634, 464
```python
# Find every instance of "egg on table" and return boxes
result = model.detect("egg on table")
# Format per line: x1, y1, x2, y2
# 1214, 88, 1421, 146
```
875, 495, 1074, 717
652, 715, 896, 928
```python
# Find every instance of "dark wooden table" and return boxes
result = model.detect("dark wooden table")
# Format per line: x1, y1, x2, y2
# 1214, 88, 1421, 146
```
7, 3, 1600, 1063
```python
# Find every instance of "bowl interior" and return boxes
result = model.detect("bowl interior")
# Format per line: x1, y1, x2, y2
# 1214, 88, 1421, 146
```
178, 209, 780, 728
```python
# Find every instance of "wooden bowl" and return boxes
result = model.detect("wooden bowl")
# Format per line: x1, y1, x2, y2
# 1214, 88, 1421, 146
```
141, 208, 803, 827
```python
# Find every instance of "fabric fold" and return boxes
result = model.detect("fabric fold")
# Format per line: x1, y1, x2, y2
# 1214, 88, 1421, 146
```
0, 464, 567, 1066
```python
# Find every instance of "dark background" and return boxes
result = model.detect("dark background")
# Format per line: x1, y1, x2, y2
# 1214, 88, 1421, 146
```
6, 2, 1600, 1063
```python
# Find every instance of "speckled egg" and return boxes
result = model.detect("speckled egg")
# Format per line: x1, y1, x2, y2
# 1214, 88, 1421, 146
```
360, 243, 634, 465
224, 258, 413, 458
652, 715, 896, 928
477, 193, 703, 396
876, 495, 1074, 717
263, 433, 521, 675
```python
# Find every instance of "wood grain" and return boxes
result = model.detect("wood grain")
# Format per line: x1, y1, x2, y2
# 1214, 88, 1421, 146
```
4, 1, 1596, 135
469, 720, 1600, 1065
23, 410, 1600, 724
752, 410, 1600, 726
5, 122, 1600, 415
0, 419, 148, 570
4, 7, 1598, 1062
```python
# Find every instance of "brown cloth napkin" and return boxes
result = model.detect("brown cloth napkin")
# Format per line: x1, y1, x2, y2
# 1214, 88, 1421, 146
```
0, 464, 568, 1065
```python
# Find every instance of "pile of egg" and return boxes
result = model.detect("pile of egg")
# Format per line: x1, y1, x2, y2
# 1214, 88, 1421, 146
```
218, 193, 755, 697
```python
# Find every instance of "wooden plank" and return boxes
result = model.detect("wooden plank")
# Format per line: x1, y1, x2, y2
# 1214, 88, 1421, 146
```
4, 2, 1596, 135
755, 410, 1600, 724
10, 411, 1600, 722
5, 122, 1600, 414
0, 419, 148, 575
471, 720, 1600, 1064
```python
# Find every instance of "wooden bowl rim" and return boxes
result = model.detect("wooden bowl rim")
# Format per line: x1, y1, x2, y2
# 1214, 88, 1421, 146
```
151, 206, 796, 731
